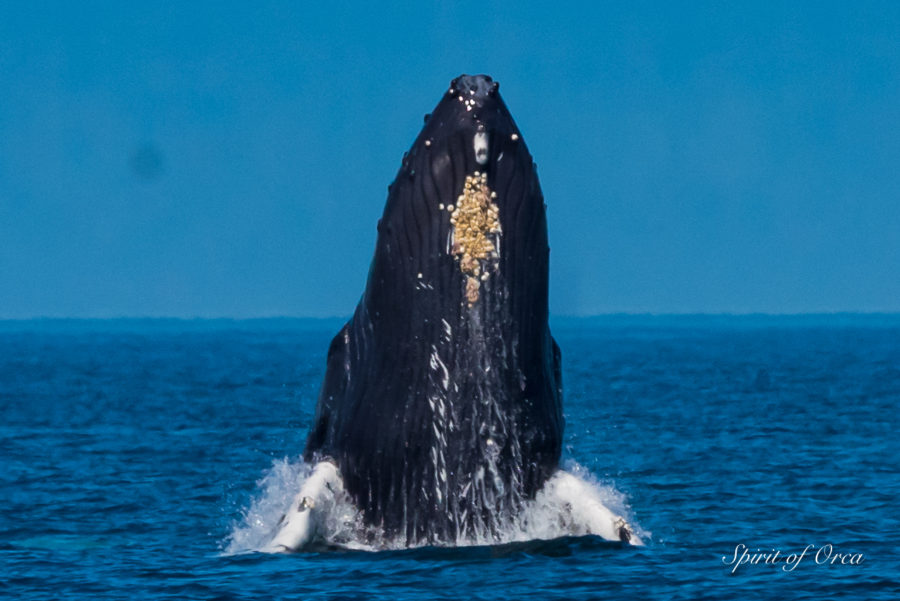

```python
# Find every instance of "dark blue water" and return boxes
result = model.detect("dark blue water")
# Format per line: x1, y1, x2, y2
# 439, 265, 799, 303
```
2, 317, 898, 599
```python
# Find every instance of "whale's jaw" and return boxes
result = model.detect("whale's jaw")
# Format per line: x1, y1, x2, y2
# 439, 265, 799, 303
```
304, 74, 563, 545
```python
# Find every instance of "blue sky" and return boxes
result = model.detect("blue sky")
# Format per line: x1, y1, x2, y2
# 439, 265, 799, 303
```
1, 2, 899, 317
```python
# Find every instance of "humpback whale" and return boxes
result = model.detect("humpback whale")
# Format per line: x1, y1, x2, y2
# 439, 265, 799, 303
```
266, 75, 635, 550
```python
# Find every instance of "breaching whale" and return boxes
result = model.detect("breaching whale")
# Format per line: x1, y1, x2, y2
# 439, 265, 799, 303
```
266, 75, 636, 551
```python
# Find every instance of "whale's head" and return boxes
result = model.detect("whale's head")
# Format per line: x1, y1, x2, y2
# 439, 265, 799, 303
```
369, 74, 548, 322
306, 75, 562, 545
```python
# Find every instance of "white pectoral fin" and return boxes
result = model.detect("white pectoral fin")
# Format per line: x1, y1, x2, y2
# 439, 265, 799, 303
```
549, 471, 643, 545
263, 461, 342, 553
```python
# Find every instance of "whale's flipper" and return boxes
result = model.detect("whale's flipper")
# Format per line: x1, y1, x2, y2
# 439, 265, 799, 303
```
539, 471, 643, 545
264, 461, 344, 552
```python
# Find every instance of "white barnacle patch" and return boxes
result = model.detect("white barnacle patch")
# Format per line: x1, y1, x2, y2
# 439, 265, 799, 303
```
473, 131, 489, 165
458, 94, 477, 111
448, 171, 502, 306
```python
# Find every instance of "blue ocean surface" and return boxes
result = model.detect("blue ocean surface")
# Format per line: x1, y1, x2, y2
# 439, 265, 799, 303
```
2, 316, 898, 599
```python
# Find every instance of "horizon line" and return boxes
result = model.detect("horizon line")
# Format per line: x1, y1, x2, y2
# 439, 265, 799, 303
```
3, 311, 900, 322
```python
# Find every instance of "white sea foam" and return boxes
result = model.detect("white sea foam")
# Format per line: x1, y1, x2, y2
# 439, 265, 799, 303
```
224, 458, 644, 554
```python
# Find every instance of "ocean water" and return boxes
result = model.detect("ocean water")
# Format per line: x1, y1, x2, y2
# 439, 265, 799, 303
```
2, 316, 898, 599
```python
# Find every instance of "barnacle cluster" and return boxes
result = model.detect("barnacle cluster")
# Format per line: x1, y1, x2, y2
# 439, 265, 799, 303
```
448, 171, 501, 305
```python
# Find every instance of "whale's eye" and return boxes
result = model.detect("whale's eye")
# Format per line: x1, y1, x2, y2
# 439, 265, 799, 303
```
474, 132, 489, 165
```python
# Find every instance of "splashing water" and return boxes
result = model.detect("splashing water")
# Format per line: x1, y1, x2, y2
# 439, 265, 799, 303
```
224, 458, 644, 554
